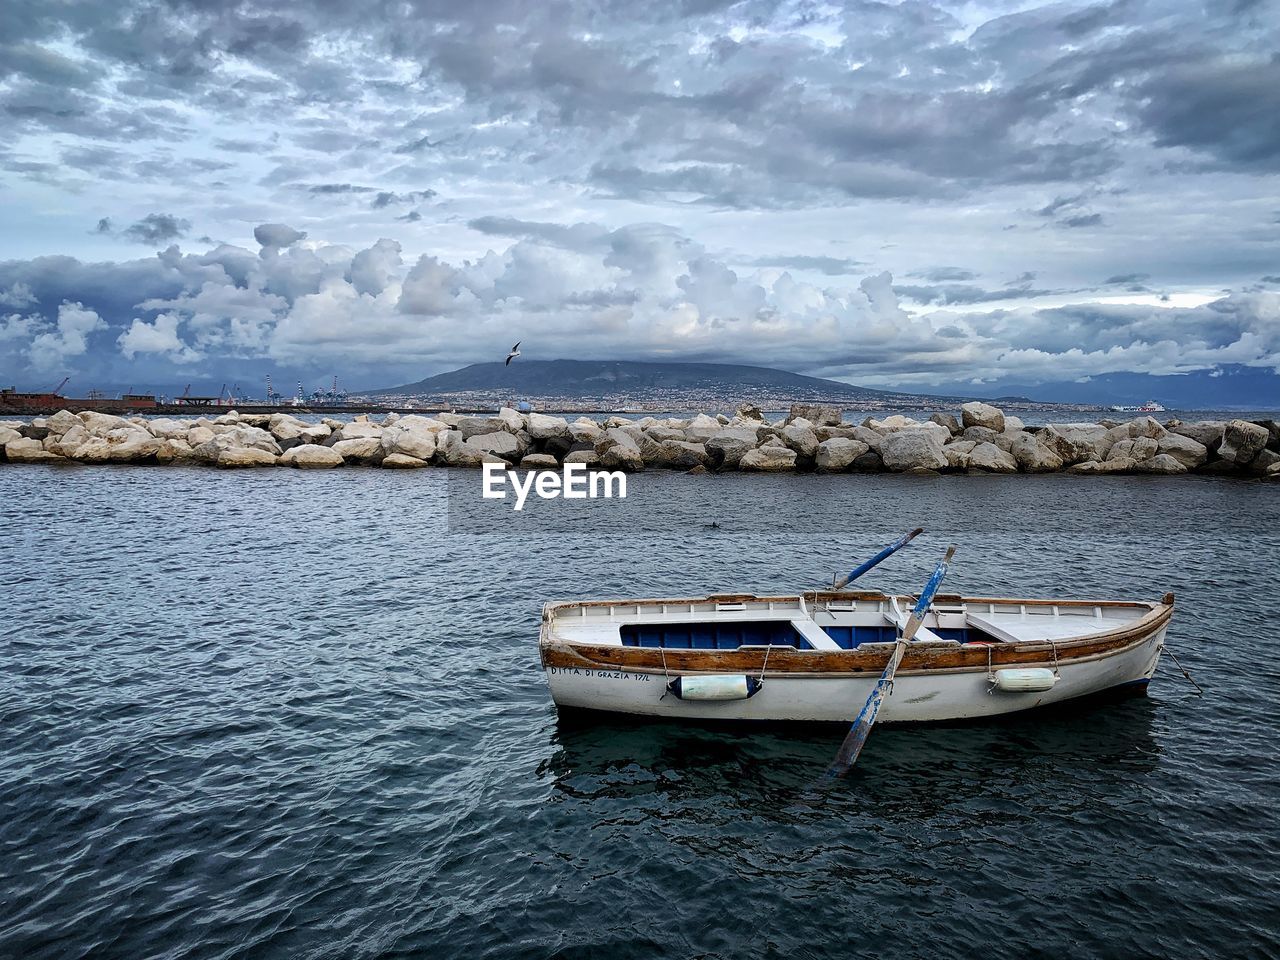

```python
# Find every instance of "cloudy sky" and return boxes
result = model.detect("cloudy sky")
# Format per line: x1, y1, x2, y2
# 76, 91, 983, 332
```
1, 0, 1278, 403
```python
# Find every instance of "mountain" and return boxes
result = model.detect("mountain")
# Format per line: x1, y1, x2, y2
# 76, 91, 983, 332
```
367, 359, 960, 404
927, 365, 1280, 411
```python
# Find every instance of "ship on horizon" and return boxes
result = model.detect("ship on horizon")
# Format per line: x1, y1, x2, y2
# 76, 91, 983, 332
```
1110, 400, 1166, 413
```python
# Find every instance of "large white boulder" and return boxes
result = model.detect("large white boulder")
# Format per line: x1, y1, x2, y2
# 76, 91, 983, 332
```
188, 425, 215, 447
381, 418, 441, 461
1068, 457, 1138, 474
967, 442, 1018, 473
47, 424, 88, 457
1172, 421, 1224, 451
815, 437, 869, 472
1135, 454, 1188, 475
880, 431, 948, 471
569, 419, 604, 444
525, 412, 571, 440
684, 413, 723, 442
438, 431, 489, 467
78, 411, 134, 436
5, 438, 66, 463
739, 445, 798, 472
929, 412, 961, 435
146, 418, 195, 440
1219, 419, 1269, 464
216, 446, 278, 468
1041, 424, 1111, 465
337, 421, 383, 442
268, 414, 309, 442
599, 443, 644, 471
381, 453, 429, 469
496, 407, 526, 432
781, 423, 819, 458
1127, 416, 1167, 440
944, 439, 977, 469
300, 424, 332, 444
46, 410, 81, 435
1156, 433, 1208, 468
467, 431, 521, 460
1010, 434, 1063, 473
332, 437, 385, 463
960, 402, 1005, 433
865, 414, 919, 433
155, 438, 196, 464
280, 444, 344, 468
788, 403, 842, 426
705, 429, 760, 469
650, 440, 708, 470
72, 428, 164, 463
457, 416, 508, 439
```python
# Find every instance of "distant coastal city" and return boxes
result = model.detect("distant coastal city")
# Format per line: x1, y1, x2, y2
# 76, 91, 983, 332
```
2, 360, 1111, 417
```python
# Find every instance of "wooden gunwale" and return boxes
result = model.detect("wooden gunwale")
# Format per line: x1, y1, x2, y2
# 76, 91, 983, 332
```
539, 595, 1173, 678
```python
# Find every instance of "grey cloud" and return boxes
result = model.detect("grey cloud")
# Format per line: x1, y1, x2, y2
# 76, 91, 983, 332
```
895, 283, 1055, 306
254, 223, 306, 248
372, 189, 437, 208
1036, 194, 1086, 217
910, 267, 978, 283
307, 183, 375, 195
746, 255, 866, 276
395, 135, 446, 153
468, 216, 610, 250
1060, 213, 1104, 228
1105, 273, 1151, 285
1138, 59, 1280, 169
122, 213, 190, 244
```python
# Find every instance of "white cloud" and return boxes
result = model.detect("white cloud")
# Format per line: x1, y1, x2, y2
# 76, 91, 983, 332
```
0, 282, 37, 308
28, 301, 106, 370
117, 312, 201, 362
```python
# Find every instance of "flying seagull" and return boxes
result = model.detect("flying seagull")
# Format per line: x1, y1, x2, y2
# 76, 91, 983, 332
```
505, 341, 521, 365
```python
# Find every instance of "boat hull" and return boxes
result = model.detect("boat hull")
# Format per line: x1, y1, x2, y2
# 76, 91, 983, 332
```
540, 592, 1172, 724
544, 627, 1164, 723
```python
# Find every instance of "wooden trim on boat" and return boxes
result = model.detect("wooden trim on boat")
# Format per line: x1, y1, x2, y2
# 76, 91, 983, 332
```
540, 597, 1173, 679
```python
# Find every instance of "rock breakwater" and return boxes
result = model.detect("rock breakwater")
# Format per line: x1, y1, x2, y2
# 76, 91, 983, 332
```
2, 402, 1278, 479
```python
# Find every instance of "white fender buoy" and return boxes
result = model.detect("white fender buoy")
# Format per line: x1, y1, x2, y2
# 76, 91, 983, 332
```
992, 668, 1058, 693
667, 675, 762, 701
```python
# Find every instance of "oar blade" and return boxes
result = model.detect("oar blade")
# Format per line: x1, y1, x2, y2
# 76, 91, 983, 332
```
825, 697, 881, 778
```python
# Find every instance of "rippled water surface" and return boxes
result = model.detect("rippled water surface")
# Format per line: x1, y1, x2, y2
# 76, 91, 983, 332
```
3, 467, 1279, 959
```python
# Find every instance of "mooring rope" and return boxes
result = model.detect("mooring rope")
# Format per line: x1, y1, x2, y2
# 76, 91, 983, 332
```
757, 642, 772, 685
1164, 645, 1205, 695
658, 645, 672, 700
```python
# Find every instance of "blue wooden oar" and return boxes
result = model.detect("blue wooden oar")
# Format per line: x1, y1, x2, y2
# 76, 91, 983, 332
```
833, 527, 924, 589
825, 544, 957, 778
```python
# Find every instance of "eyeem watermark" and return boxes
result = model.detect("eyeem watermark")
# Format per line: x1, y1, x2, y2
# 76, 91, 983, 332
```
481, 462, 627, 511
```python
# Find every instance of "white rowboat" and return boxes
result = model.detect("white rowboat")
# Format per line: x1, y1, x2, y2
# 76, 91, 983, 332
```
539, 591, 1173, 724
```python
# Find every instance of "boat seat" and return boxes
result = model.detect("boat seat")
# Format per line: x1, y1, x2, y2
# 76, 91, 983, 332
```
791, 618, 842, 651
966, 612, 1106, 644
882, 610, 948, 645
